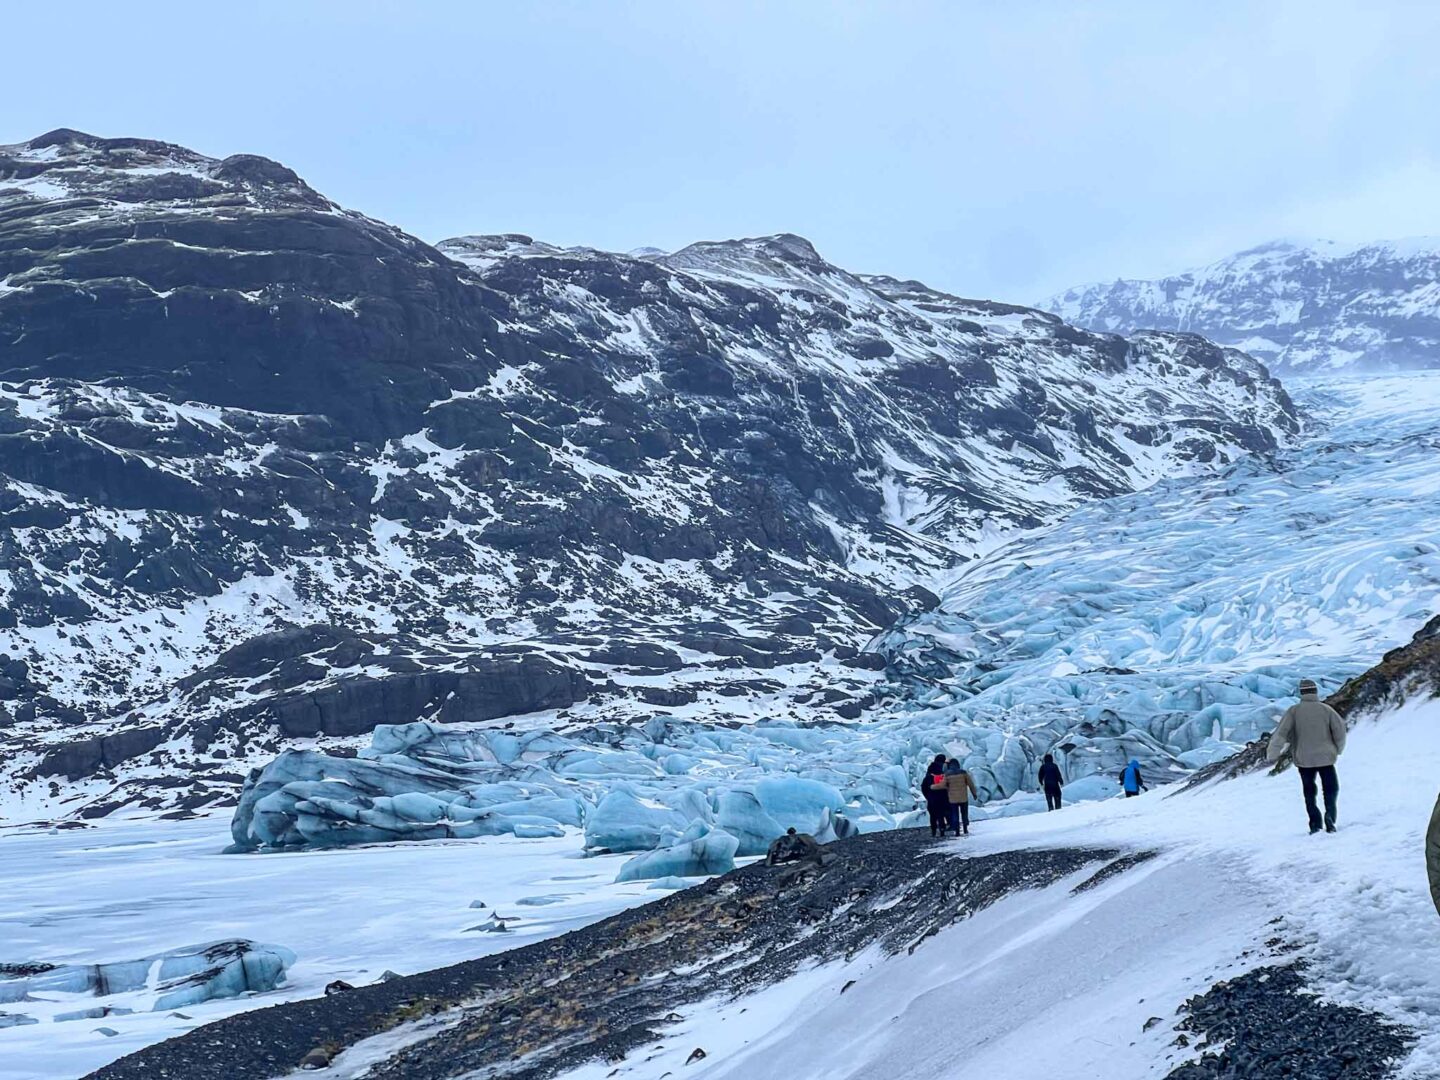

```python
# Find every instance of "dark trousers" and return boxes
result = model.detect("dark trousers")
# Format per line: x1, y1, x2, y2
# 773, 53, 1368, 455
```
945, 802, 970, 834
1298, 765, 1339, 831
927, 801, 947, 836
1044, 787, 1062, 811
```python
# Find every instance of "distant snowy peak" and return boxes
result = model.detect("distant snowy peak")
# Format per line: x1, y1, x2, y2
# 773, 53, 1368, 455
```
1042, 237, 1440, 374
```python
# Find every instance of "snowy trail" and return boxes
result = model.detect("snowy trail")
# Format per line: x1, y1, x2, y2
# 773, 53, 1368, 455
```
579, 695, 1440, 1080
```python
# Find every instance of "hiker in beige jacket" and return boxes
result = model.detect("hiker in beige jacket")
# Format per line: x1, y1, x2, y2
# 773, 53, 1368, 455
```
941, 758, 980, 836
1266, 678, 1346, 834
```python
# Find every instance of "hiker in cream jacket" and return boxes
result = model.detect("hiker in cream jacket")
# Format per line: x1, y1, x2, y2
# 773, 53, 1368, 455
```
1267, 678, 1346, 833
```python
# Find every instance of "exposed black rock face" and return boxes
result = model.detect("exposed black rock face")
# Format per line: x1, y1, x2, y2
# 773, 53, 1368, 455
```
0, 130, 1297, 818
32, 725, 167, 781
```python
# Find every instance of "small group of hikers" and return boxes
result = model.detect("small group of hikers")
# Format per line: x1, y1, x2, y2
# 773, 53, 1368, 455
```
917, 678, 1349, 838
921, 755, 980, 836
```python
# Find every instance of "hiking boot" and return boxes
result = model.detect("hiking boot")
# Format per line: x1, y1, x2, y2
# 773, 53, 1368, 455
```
1309, 824, 1322, 835
1325, 823, 1337, 833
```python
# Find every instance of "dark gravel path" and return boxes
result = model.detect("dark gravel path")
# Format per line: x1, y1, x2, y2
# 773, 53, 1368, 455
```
1165, 963, 1415, 1079
86, 830, 1122, 1080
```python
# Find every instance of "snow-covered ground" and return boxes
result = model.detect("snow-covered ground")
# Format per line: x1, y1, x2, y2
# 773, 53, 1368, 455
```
14, 695, 1435, 1080
0, 819, 673, 1080
567, 693, 1440, 1080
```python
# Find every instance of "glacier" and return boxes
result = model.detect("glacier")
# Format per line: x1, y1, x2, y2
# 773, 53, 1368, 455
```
226, 374, 1440, 858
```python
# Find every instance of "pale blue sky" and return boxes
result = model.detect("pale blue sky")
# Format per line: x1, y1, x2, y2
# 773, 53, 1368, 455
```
6, 1, 1440, 301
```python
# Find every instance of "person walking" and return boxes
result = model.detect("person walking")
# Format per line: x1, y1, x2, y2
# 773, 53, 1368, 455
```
1119, 758, 1147, 798
1038, 753, 1065, 811
920, 753, 949, 838
942, 757, 980, 835
1266, 678, 1346, 834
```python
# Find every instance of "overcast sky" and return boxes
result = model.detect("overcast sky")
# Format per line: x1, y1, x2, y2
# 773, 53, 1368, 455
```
6, 1, 1440, 302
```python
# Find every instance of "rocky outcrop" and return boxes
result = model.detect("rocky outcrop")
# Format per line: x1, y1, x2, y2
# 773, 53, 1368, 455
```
1328, 612, 1440, 718
33, 726, 167, 780
264, 656, 591, 738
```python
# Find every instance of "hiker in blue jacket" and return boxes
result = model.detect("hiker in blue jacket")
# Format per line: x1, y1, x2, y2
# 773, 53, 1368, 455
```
1119, 758, 1147, 798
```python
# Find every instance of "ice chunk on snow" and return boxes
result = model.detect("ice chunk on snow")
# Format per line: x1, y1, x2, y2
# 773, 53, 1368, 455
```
614, 824, 740, 882
753, 777, 845, 835
0, 941, 294, 1016
713, 789, 786, 857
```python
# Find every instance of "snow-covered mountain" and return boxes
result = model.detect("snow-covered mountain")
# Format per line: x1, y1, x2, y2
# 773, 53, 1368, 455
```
0, 129, 1297, 822
1043, 238, 1440, 374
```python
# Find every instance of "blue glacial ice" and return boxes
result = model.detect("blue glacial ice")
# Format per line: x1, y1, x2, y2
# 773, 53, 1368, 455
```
0, 941, 295, 1016
229, 376, 1440, 858
873, 376, 1440, 796
614, 822, 741, 882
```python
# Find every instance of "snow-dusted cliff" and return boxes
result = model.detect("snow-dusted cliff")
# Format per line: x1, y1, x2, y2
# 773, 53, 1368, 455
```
1043, 238, 1440, 374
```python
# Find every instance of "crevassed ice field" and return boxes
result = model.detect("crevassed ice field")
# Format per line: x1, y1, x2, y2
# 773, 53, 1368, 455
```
2, 372, 1439, 1079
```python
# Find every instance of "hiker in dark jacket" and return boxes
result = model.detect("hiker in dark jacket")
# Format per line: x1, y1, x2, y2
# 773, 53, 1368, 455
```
1119, 758, 1146, 797
1038, 753, 1065, 811
1266, 677, 1346, 833
920, 753, 949, 837
942, 758, 980, 835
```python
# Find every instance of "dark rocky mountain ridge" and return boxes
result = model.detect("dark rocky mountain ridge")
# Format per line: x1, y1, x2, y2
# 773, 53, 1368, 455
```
0, 129, 1296, 821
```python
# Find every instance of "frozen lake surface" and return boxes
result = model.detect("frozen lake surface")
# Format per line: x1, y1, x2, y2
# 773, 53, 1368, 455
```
0, 817, 663, 1080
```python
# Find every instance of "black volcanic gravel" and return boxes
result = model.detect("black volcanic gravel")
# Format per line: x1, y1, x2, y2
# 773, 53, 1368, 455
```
1165, 964, 1415, 1079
